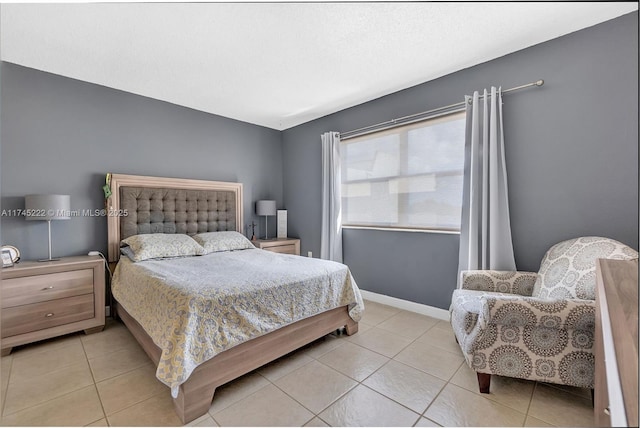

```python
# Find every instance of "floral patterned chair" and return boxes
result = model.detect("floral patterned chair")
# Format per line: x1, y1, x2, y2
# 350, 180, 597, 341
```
450, 236, 638, 393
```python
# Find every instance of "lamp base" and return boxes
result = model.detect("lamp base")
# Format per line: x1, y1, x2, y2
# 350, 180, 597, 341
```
40, 220, 61, 262
264, 215, 269, 240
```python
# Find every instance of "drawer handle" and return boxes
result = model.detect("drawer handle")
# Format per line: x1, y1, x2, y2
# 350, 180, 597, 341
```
42, 286, 55, 290
45, 313, 55, 318
604, 408, 610, 416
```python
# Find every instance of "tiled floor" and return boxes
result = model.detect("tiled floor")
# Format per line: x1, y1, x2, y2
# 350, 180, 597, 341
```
0, 300, 595, 427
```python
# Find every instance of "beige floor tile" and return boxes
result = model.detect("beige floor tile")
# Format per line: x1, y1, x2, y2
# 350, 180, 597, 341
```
541, 381, 593, 400
414, 417, 442, 427
3, 359, 94, 415
88, 343, 150, 382
212, 384, 313, 427
9, 333, 82, 359
1, 355, 13, 380
1, 385, 104, 427
377, 311, 439, 340
185, 414, 218, 427
303, 417, 330, 427
449, 363, 535, 413
257, 349, 313, 381
424, 383, 526, 427
524, 415, 555, 427
347, 327, 413, 358
302, 334, 346, 359
363, 360, 446, 414
318, 384, 420, 427
416, 325, 462, 355
82, 322, 139, 360
394, 340, 464, 381
359, 301, 401, 326
528, 383, 595, 427
274, 360, 357, 414
1, 355, 12, 409
208, 371, 270, 414
356, 321, 374, 335
96, 363, 167, 415
0, 311, 596, 428
107, 391, 183, 426
9, 340, 87, 384
86, 418, 109, 426
434, 320, 452, 331
318, 342, 389, 381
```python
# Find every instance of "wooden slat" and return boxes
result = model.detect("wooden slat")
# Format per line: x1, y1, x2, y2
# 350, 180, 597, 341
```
595, 259, 638, 427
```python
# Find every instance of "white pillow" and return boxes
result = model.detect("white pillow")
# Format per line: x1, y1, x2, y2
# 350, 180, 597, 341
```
120, 233, 204, 262
192, 231, 255, 254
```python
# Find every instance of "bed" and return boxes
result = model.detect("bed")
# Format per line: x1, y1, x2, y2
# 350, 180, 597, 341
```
105, 173, 363, 424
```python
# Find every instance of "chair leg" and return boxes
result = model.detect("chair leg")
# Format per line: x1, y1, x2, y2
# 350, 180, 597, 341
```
477, 373, 491, 393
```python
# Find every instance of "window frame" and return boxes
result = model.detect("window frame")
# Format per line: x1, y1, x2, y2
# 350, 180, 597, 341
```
340, 109, 466, 233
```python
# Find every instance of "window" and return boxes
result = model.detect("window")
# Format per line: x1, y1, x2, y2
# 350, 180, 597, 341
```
341, 110, 466, 231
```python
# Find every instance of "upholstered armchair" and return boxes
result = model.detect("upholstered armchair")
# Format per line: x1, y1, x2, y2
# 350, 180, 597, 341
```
450, 236, 638, 393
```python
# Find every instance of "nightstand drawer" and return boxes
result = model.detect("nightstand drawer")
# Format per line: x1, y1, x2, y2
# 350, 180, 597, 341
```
263, 244, 297, 255
252, 238, 300, 256
1, 268, 94, 308
1, 294, 95, 338
1, 256, 105, 356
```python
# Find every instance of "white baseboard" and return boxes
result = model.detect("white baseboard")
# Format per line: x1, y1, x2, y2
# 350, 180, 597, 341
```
359, 290, 450, 321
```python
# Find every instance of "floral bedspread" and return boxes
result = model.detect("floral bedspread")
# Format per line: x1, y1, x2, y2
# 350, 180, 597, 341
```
111, 248, 363, 397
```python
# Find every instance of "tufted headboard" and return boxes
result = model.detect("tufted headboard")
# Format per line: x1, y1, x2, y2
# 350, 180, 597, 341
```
106, 174, 243, 262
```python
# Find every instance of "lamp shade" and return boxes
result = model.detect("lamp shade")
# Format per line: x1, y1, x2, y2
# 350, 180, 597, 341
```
256, 200, 276, 216
25, 194, 71, 220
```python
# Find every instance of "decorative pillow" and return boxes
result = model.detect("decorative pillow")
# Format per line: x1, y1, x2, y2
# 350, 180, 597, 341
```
192, 231, 255, 254
120, 233, 204, 262
532, 236, 638, 300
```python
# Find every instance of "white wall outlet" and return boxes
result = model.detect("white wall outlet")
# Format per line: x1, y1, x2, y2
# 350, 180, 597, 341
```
307, 251, 313, 257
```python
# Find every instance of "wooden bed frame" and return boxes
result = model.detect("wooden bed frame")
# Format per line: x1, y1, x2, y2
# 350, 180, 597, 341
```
106, 173, 358, 423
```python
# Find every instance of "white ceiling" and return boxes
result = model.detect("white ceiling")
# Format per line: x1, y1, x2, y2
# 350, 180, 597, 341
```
1, 2, 637, 130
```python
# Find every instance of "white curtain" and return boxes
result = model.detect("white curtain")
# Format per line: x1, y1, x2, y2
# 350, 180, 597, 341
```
458, 87, 516, 279
320, 131, 343, 263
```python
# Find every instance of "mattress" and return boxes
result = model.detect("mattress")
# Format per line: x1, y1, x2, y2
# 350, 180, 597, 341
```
111, 248, 363, 396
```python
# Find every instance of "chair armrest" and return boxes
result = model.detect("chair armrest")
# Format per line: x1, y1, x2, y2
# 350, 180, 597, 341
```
481, 294, 596, 330
461, 270, 538, 296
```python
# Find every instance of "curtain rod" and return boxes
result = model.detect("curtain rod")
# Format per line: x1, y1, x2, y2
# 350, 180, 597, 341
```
340, 79, 544, 140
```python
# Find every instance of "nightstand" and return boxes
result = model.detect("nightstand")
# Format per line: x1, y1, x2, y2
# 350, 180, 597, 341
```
1, 256, 105, 356
252, 238, 300, 255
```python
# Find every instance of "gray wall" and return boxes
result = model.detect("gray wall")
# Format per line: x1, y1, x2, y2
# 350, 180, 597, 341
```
1, 13, 637, 310
1, 63, 284, 260
282, 12, 639, 309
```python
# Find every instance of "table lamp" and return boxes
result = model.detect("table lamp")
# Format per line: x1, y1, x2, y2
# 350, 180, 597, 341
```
256, 200, 276, 240
25, 194, 71, 261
